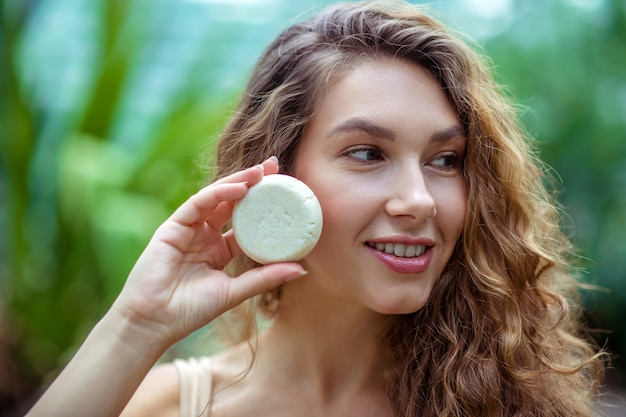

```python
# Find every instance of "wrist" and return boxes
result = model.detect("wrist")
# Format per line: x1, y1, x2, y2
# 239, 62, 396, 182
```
101, 305, 173, 362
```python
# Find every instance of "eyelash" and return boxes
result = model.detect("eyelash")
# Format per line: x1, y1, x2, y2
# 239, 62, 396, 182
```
344, 146, 384, 163
345, 146, 464, 170
431, 152, 464, 170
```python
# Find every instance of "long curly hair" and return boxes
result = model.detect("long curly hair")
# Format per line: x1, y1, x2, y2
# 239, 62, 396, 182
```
211, 1, 605, 415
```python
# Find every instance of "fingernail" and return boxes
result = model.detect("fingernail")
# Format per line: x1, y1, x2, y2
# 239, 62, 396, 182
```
256, 164, 264, 173
269, 156, 279, 163
285, 270, 308, 282
244, 181, 250, 188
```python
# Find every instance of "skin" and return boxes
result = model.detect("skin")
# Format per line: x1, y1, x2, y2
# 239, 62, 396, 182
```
27, 57, 467, 417
291, 58, 467, 316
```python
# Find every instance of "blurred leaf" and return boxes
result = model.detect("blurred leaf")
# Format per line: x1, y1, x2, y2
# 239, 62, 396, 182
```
1, 0, 625, 408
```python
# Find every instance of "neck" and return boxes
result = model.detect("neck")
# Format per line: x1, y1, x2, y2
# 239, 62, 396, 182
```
255, 280, 392, 399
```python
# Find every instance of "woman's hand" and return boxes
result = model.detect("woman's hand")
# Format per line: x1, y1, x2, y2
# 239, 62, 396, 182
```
111, 157, 306, 346
26, 157, 306, 417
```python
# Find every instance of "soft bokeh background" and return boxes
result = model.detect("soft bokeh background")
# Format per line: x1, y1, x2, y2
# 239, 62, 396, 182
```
1, 0, 625, 414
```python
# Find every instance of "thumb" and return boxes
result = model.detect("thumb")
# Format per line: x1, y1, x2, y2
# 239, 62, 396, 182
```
227, 263, 307, 306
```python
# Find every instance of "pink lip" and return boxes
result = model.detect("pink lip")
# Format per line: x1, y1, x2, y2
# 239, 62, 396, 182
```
367, 236, 435, 246
365, 244, 433, 274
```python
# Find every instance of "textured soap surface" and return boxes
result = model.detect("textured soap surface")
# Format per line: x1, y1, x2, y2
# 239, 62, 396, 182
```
232, 174, 323, 264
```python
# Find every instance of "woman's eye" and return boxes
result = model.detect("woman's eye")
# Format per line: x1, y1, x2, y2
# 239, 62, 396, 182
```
345, 146, 384, 163
430, 152, 463, 170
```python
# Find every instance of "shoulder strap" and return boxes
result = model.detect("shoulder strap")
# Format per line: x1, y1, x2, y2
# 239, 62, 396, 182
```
173, 357, 214, 417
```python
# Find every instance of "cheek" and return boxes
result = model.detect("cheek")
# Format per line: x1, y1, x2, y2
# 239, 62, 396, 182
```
301, 186, 356, 265
315, 189, 355, 236
306, 175, 362, 218
434, 187, 467, 238
307, 179, 375, 244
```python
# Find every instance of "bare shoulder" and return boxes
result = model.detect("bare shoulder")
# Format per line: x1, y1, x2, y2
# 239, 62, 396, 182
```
120, 363, 179, 417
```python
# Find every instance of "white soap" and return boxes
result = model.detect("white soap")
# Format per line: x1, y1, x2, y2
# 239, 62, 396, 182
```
232, 174, 323, 264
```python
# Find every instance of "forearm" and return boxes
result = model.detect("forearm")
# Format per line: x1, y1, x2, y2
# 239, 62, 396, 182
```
25, 308, 170, 417
24, 158, 303, 416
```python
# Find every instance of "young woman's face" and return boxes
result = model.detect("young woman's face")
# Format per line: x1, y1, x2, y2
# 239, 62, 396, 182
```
292, 58, 467, 314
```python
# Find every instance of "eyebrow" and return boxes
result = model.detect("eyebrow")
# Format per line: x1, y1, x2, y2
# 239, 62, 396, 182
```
326, 117, 465, 143
326, 117, 395, 141
430, 125, 466, 144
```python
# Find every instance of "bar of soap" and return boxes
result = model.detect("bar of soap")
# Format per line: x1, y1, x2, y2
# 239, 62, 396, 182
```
232, 174, 323, 264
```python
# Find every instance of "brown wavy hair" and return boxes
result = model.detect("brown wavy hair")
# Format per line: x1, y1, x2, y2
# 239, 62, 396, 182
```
211, 1, 605, 415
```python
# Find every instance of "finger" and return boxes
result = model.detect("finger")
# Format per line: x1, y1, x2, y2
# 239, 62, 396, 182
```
212, 163, 265, 186
170, 182, 249, 226
261, 156, 280, 175
213, 156, 278, 186
205, 200, 236, 232
222, 229, 242, 258
227, 263, 307, 307
206, 157, 281, 231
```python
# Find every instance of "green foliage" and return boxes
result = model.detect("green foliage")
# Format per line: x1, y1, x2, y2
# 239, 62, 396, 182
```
1, 0, 624, 406
0, 0, 240, 385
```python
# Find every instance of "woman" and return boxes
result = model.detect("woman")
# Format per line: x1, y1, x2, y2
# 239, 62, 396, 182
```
27, 1, 604, 416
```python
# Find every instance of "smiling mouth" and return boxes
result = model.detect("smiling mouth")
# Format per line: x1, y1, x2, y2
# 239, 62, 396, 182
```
366, 242, 427, 258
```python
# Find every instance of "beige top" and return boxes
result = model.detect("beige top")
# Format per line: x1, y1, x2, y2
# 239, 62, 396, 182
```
173, 357, 213, 417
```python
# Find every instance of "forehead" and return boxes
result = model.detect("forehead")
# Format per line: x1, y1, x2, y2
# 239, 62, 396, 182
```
305, 57, 460, 136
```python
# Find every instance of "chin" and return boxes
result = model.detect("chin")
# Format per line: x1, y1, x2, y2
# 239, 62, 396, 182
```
372, 297, 430, 315
368, 284, 434, 315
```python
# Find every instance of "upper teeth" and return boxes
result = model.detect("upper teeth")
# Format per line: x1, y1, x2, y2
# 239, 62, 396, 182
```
368, 242, 426, 258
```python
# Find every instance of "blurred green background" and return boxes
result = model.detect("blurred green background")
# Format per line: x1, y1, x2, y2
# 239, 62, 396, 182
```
1, 0, 625, 414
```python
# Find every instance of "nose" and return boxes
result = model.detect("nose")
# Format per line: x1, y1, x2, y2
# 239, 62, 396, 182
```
385, 165, 436, 222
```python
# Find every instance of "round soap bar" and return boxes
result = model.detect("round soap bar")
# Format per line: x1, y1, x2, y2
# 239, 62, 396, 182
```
232, 174, 323, 264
